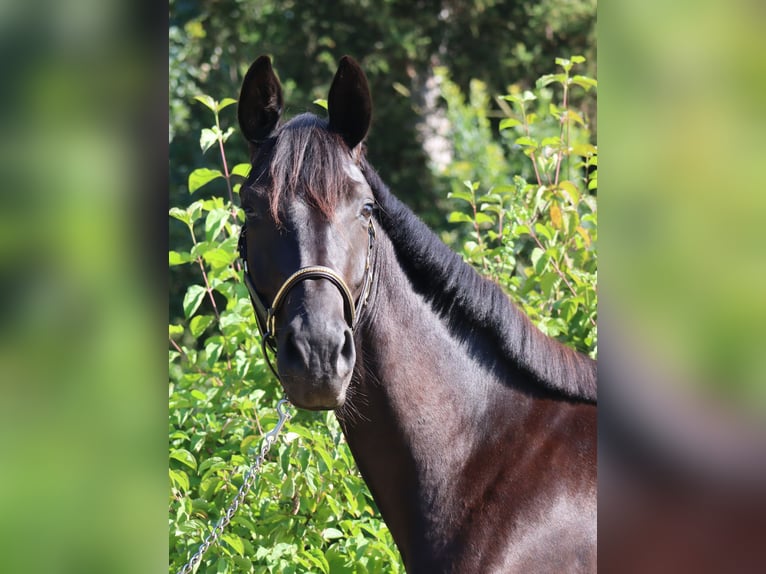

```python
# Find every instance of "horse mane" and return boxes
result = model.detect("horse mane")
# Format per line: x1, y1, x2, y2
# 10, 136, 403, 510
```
246, 113, 354, 222
361, 162, 597, 403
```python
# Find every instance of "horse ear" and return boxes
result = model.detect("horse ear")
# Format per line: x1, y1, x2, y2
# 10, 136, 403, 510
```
238, 55, 283, 144
328, 56, 372, 151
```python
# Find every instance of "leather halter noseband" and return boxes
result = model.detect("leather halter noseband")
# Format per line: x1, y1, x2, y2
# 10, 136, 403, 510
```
238, 220, 376, 381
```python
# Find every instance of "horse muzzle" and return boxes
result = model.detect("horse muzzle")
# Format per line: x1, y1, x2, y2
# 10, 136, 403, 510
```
276, 311, 356, 410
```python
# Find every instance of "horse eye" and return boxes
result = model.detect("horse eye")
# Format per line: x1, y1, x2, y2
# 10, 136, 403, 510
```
360, 202, 374, 219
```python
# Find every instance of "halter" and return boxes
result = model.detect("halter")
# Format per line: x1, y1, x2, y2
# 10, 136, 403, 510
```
238, 220, 376, 382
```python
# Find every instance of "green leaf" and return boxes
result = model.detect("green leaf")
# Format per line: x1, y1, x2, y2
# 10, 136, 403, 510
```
202, 248, 236, 269
188, 201, 204, 223
534, 249, 550, 274
313, 98, 328, 110
499, 118, 521, 130
555, 58, 573, 72
537, 73, 565, 88
169, 207, 190, 226
169, 250, 193, 266
499, 94, 521, 103
541, 136, 561, 148
512, 224, 531, 237
199, 128, 217, 153
474, 212, 494, 225
572, 144, 597, 157
231, 163, 250, 178
447, 189, 474, 203
222, 534, 245, 557
321, 528, 344, 540
448, 212, 473, 224
204, 341, 223, 364
534, 222, 554, 241
221, 126, 235, 144
281, 476, 295, 499
170, 448, 197, 471
190, 314, 215, 338
539, 272, 558, 298
566, 110, 586, 127
188, 168, 223, 194
218, 97, 237, 111
168, 324, 184, 338
557, 181, 580, 204
572, 75, 597, 91
193, 94, 216, 111
571, 55, 586, 64
183, 285, 206, 318
514, 136, 538, 148
205, 208, 229, 241
169, 468, 190, 492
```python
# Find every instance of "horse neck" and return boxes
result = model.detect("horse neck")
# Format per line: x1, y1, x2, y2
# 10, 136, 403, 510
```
339, 235, 533, 567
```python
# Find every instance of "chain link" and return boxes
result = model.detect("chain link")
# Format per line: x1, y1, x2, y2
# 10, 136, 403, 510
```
176, 398, 293, 574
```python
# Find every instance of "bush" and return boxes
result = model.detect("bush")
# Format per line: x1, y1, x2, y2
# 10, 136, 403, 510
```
437, 57, 597, 356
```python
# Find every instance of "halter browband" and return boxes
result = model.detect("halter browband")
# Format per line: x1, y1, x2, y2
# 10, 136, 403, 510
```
238, 221, 375, 381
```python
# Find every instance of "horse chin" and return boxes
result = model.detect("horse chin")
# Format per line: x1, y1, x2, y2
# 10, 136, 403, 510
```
281, 377, 349, 411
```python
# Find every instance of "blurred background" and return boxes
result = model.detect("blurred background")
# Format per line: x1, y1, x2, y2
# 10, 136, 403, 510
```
0, 0, 764, 571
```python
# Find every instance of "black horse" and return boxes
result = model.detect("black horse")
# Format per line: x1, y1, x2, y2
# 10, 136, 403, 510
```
237, 55, 597, 573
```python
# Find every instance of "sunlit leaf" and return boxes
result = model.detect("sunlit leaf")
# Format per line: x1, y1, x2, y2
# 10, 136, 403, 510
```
193, 94, 216, 111
572, 75, 597, 91
170, 448, 197, 471
222, 534, 245, 557
218, 97, 237, 111
474, 212, 494, 225
205, 208, 229, 241
322, 528, 344, 540
190, 314, 215, 338
448, 212, 473, 224
169, 250, 193, 266
514, 136, 537, 148
183, 285, 206, 318
447, 190, 474, 203
169, 207, 190, 225
188, 168, 223, 194
231, 163, 251, 178
200, 128, 217, 153
499, 118, 521, 130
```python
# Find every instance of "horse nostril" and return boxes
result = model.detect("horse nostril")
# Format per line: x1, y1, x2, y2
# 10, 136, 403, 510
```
281, 328, 309, 370
337, 329, 355, 375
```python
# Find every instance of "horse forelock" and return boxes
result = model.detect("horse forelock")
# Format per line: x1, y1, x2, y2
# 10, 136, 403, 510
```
250, 113, 356, 223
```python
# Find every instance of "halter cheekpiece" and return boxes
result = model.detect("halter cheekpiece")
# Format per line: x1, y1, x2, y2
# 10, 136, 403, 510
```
238, 220, 376, 381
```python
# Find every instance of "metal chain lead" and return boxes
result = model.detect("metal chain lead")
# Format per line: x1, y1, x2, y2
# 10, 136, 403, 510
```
176, 399, 293, 574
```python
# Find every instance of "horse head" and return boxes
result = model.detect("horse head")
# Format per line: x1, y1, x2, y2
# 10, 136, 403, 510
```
238, 55, 375, 410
